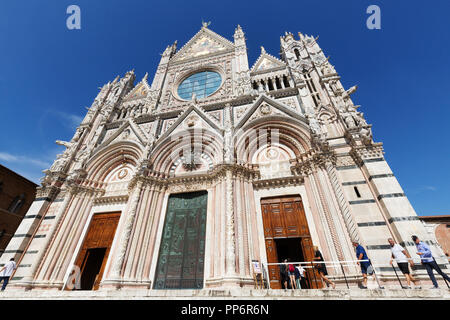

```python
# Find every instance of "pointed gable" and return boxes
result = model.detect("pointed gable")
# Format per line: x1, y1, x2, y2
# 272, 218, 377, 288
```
156, 104, 223, 145
122, 73, 151, 102
171, 26, 235, 62
235, 94, 307, 131
250, 47, 286, 73
98, 120, 148, 150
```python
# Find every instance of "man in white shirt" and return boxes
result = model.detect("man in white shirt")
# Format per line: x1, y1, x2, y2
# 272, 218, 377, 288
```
388, 238, 421, 289
295, 265, 306, 289
0, 258, 17, 291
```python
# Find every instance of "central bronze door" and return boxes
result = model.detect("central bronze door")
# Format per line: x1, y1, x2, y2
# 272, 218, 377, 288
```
154, 191, 208, 289
261, 196, 322, 289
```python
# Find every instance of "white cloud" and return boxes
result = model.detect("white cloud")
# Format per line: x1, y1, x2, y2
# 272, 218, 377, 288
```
55, 111, 83, 130
0, 152, 51, 168
0, 152, 17, 162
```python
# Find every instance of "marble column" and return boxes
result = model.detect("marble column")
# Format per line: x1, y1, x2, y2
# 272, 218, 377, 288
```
108, 179, 143, 284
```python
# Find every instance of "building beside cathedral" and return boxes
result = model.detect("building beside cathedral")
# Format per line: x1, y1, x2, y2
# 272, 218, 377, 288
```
0, 164, 37, 257
1, 24, 448, 291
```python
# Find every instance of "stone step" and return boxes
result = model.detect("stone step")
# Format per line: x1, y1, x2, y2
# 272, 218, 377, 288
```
0, 288, 448, 300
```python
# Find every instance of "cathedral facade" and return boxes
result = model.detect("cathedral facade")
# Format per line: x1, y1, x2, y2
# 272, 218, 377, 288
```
1, 25, 447, 291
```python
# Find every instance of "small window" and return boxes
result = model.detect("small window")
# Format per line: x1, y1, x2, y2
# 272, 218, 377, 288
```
354, 187, 361, 198
8, 193, 25, 213
275, 77, 282, 89
283, 75, 290, 88
294, 49, 300, 60
268, 79, 274, 91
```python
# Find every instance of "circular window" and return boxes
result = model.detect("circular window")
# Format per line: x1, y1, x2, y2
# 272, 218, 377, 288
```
177, 71, 222, 100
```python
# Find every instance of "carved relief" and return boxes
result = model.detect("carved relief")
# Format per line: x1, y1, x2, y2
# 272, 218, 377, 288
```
336, 155, 356, 167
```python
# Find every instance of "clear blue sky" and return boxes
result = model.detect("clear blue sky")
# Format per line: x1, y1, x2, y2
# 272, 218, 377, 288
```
0, 1, 449, 215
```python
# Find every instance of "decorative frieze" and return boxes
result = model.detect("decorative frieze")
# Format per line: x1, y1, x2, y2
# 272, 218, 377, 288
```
336, 155, 356, 167
350, 143, 385, 167
252, 175, 304, 190
93, 195, 129, 205
290, 149, 336, 175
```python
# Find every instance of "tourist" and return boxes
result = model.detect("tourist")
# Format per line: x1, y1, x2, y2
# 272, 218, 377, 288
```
352, 241, 372, 289
388, 238, 421, 289
313, 246, 335, 289
295, 264, 306, 289
0, 258, 17, 291
288, 260, 297, 289
280, 259, 289, 289
412, 235, 450, 289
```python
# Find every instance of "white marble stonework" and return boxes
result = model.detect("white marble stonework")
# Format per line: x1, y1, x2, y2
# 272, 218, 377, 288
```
1, 24, 448, 295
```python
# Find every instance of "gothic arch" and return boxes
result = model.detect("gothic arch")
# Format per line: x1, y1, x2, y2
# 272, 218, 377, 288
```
150, 127, 224, 175
235, 118, 311, 164
85, 141, 143, 182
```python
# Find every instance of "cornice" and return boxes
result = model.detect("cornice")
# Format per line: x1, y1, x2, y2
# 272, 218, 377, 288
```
290, 148, 337, 175
128, 163, 261, 191
93, 195, 129, 205
250, 66, 287, 76
266, 87, 299, 99
253, 175, 304, 190
349, 143, 384, 167
169, 49, 235, 66
35, 186, 61, 202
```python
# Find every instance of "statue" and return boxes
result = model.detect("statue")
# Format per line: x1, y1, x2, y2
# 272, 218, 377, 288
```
345, 85, 358, 98
40, 172, 53, 187
191, 93, 198, 105
71, 128, 83, 142
359, 127, 373, 145
223, 120, 234, 163
72, 146, 90, 171
321, 63, 336, 76
49, 153, 69, 172
329, 80, 342, 96
344, 114, 357, 128
355, 112, 368, 127
56, 140, 77, 157
307, 115, 322, 135
56, 140, 72, 149
285, 51, 296, 63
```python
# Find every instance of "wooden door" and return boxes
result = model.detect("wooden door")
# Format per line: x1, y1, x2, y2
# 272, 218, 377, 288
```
73, 212, 120, 290
264, 238, 282, 289
301, 237, 322, 288
261, 196, 322, 289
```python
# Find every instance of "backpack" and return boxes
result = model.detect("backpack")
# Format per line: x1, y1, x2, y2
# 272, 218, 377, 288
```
288, 264, 295, 272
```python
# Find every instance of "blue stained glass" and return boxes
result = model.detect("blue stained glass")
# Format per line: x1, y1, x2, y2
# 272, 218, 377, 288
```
177, 71, 222, 100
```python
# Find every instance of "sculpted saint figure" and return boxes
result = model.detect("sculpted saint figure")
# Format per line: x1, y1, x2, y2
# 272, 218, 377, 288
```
50, 153, 68, 172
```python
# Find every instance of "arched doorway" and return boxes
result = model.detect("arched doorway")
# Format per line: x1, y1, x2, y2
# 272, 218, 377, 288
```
261, 195, 322, 289
154, 191, 208, 289
73, 212, 121, 290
